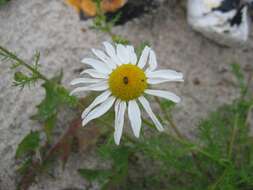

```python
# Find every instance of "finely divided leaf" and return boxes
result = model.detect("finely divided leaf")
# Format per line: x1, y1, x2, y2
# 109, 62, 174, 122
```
16, 131, 40, 158
78, 169, 111, 184
231, 63, 247, 96
32, 80, 78, 122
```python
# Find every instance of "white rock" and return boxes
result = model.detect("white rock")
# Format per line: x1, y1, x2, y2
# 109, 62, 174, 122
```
187, 0, 251, 47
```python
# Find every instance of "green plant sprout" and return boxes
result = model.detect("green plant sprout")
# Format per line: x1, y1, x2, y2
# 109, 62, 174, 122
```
91, 0, 129, 44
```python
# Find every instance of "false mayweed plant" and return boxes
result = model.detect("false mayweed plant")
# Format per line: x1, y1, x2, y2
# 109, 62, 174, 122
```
0, 0, 253, 189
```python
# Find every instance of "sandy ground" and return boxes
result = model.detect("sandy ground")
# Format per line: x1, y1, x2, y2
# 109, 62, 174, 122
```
0, 0, 253, 189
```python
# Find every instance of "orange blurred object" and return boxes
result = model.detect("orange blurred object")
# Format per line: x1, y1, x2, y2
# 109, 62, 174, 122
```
66, 0, 127, 17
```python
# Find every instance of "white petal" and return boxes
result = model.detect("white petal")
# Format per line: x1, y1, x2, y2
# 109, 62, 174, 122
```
114, 99, 121, 139
103, 42, 121, 66
81, 58, 112, 74
82, 96, 116, 126
128, 100, 142, 138
137, 46, 150, 69
80, 69, 108, 79
138, 96, 164, 131
92, 48, 116, 69
114, 99, 121, 134
146, 69, 184, 81
70, 78, 104, 85
145, 89, 181, 103
147, 78, 183, 84
81, 90, 111, 119
127, 45, 137, 64
146, 49, 157, 72
70, 81, 108, 95
92, 48, 109, 62
114, 101, 126, 145
147, 78, 170, 85
103, 41, 116, 58
117, 44, 129, 64
114, 99, 121, 119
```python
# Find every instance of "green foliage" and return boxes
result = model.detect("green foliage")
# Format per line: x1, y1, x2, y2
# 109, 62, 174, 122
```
3, 28, 253, 190
199, 99, 253, 189
78, 169, 111, 186
32, 80, 77, 122
16, 157, 33, 175
160, 99, 176, 112
91, 13, 110, 33
77, 62, 253, 189
12, 52, 40, 88
79, 138, 130, 189
1, 46, 81, 189
141, 134, 192, 170
121, 98, 252, 190
111, 34, 129, 45
0, 0, 9, 6
199, 100, 250, 159
90, 0, 129, 45
16, 131, 40, 158
231, 63, 247, 96
44, 113, 57, 143
92, 0, 102, 6
0, 46, 44, 89
31, 72, 78, 141
135, 41, 150, 59
1, 45, 78, 141
13, 71, 40, 89
90, 0, 115, 33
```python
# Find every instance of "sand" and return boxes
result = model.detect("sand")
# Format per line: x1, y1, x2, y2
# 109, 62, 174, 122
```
0, 0, 252, 189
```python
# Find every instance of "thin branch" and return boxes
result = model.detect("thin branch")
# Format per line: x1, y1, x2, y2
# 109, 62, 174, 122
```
154, 97, 184, 138
0, 46, 49, 82
228, 113, 239, 159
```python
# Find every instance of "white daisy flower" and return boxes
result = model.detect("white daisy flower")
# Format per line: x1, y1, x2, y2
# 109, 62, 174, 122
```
71, 42, 183, 145
187, 0, 251, 46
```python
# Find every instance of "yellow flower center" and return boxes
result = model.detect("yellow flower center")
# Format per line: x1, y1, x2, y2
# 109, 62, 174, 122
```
108, 64, 147, 101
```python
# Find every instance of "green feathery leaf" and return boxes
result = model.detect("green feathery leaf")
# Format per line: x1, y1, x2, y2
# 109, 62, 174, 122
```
16, 131, 40, 158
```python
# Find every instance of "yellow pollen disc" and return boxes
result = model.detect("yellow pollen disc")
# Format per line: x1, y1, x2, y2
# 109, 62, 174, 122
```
109, 64, 147, 101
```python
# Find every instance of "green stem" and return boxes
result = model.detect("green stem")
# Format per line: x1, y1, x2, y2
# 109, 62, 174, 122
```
142, 117, 156, 129
228, 113, 239, 159
246, 104, 253, 128
154, 97, 184, 138
0, 46, 49, 82
209, 168, 228, 190
210, 111, 240, 189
